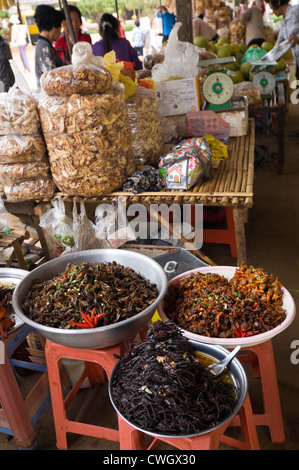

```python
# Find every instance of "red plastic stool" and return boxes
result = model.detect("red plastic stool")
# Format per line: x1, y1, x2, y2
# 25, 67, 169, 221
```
203, 207, 238, 258
45, 336, 146, 450
118, 394, 260, 450
230, 340, 285, 442
0, 324, 50, 449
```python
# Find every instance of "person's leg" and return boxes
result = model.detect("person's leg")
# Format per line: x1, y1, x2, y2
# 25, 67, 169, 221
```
18, 45, 31, 72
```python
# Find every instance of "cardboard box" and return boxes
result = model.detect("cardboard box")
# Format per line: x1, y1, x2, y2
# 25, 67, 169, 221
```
218, 107, 248, 137
156, 77, 200, 117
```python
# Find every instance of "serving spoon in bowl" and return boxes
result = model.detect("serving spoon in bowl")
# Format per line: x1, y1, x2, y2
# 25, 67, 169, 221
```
208, 346, 241, 378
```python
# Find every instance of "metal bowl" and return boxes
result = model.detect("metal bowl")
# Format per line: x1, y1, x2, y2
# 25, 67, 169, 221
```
158, 266, 296, 348
109, 340, 248, 439
12, 249, 168, 349
0, 267, 29, 334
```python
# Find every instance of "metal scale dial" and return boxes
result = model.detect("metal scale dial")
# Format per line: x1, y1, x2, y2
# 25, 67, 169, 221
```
250, 60, 278, 98
252, 70, 276, 97
202, 71, 234, 108
199, 57, 236, 110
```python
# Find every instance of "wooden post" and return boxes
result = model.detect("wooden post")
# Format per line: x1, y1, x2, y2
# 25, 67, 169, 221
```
61, 0, 77, 45
175, 0, 193, 42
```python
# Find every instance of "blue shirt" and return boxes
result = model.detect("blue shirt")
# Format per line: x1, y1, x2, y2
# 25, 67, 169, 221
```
157, 11, 176, 36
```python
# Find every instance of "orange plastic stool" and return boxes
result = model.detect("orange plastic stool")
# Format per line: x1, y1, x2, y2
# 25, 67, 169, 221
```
203, 207, 238, 258
230, 340, 285, 442
45, 336, 146, 450
118, 394, 260, 450
0, 324, 49, 449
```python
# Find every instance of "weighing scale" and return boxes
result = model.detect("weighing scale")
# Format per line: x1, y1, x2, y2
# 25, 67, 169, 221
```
198, 57, 247, 113
199, 57, 237, 111
249, 39, 292, 98
250, 61, 277, 99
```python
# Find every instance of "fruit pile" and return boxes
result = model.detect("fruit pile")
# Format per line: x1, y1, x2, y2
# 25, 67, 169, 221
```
194, 35, 290, 84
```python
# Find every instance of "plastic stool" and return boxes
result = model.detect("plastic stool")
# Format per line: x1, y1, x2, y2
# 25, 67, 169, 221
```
118, 394, 260, 450
230, 340, 285, 442
0, 324, 49, 449
45, 335, 146, 450
203, 207, 238, 258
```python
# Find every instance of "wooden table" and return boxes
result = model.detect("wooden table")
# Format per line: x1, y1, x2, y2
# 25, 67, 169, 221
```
249, 82, 286, 174
4, 119, 255, 266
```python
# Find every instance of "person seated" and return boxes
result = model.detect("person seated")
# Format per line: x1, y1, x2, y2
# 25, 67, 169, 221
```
92, 13, 143, 70
34, 4, 65, 89
55, 5, 92, 63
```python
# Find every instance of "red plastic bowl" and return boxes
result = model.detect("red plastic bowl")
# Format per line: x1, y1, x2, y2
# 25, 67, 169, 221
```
158, 266, 296, 348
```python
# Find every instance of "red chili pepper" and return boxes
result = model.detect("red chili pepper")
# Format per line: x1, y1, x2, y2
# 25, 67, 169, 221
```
234, 323, 253, 338
69, 320, 90, 328
69, 308, 106, 329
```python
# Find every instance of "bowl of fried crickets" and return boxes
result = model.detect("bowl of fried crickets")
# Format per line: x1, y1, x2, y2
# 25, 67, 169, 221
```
12, 249, 168, 349
158, 265, 296, 348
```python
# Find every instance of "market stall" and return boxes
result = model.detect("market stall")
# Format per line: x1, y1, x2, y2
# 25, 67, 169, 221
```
3, 117, 254, 267
0, 0, 298, 453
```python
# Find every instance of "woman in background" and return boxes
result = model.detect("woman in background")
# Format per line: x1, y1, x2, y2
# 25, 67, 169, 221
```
55, 5, 92, 63
92, 13, 142, 70
34, 4, 65, 88
267, 0, 299, 78
10, 15, 31, 73
240, 0, 266, 47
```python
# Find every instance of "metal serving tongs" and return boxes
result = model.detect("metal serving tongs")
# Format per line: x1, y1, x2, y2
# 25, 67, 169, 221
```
208, 346, 241, 378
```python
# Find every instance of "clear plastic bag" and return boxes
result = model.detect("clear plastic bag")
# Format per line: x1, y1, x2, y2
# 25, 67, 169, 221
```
39, 197, 75, 256
229, 19, 246, 44
63, 199, 103, 255
95, 196, 136, 248
0, 134, 46, 164
185, 111, 230, 141
151, 23, 200, 82
38, 82, 135, 196
126, 87, 164, 165
233, 82, 261, 107
0, 197, 9, 232
71, 41, 105, 68
0, 87, 40, 135
0, 161, 49, 184
4, 178, 55, 202
40, 62, 112, 96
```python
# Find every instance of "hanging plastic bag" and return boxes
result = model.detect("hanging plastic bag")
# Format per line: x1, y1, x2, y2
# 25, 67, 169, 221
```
0, 197, 9, 232
95, 196, 136, 248
151, 23, 200, 82
39, 197, 74, 257
63, 199, 103, 254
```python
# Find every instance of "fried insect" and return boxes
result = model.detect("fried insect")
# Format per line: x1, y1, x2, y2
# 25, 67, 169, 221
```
111, 321, 237, 435
164, 265, 286, 338
23, 261, 158, 329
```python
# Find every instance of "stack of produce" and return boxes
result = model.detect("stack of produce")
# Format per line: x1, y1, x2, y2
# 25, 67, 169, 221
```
196, 35, 288, 87
0, 89, 55, 201
38, 63, 135, 197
